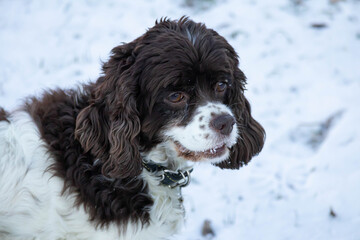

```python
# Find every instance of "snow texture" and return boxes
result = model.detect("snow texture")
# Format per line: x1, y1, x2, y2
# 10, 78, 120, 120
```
1, 0, 360, 239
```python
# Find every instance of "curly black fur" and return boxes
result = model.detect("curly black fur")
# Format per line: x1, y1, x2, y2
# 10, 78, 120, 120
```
25, 86, 153, 228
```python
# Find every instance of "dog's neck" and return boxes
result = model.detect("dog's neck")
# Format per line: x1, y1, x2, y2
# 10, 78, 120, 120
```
141, 142, 194, 188
141, 142, 192, 171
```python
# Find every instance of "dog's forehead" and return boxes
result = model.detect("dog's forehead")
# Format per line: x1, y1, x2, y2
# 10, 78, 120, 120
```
140, 25, 233, 68
136, 22, 237, 99
139, 46, 232, 91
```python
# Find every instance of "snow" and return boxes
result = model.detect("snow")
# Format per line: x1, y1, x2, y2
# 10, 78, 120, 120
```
1, 0, 359, 239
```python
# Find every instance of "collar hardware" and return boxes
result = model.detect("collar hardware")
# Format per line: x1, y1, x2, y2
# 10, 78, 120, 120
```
142, 161, 193, 188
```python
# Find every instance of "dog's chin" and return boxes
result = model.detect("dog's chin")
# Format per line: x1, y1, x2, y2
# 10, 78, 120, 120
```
172, 141, 231, 164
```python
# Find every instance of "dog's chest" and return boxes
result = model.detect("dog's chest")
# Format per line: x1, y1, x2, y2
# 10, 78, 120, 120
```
53, 168, 186, 240
134, 170, 186, 239
47, 165, 186, 239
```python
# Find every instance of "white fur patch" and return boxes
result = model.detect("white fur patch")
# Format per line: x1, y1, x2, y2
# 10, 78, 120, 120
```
186, 28, 198, 45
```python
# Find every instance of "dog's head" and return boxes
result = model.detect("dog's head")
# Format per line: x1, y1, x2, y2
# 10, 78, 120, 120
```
75, 17, 265, 178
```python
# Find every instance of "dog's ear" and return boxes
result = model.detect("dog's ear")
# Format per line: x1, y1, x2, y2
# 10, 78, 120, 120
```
217, 68, 265, 169
75, 41, 142, 178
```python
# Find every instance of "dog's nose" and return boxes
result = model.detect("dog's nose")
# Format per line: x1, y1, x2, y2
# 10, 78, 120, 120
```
210, 114, 236, 135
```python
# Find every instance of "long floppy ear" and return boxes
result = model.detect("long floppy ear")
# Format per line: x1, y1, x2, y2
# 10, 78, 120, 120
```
217, 67, 265, 169
75, 41, 142, 178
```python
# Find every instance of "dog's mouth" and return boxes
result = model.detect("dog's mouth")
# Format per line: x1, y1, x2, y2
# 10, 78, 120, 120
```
174, 141, 228, 161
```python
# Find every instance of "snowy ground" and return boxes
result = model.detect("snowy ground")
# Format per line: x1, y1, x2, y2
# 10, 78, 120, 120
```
1, 0, 360, 239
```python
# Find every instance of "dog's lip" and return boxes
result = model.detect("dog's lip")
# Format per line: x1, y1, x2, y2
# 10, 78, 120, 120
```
174, 141, 227, 159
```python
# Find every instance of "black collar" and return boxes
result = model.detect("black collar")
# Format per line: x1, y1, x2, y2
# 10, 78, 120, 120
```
142, 161, 193, 188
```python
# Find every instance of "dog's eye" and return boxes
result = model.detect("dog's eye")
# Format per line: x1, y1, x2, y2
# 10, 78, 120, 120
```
215, 81, 228, 93
167, 92, 186, 103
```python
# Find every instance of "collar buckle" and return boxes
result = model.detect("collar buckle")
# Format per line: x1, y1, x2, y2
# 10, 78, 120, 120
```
163, 169, 192, 188
142, 161, 193, 188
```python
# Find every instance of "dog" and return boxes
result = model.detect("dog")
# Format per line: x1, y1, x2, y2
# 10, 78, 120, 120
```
0, 17, 265, 240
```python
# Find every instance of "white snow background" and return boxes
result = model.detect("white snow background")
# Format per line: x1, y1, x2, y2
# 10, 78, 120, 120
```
1, 0, 360, 239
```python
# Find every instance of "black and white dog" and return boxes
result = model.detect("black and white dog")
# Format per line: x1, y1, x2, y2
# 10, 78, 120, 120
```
0, 17, 265, 239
